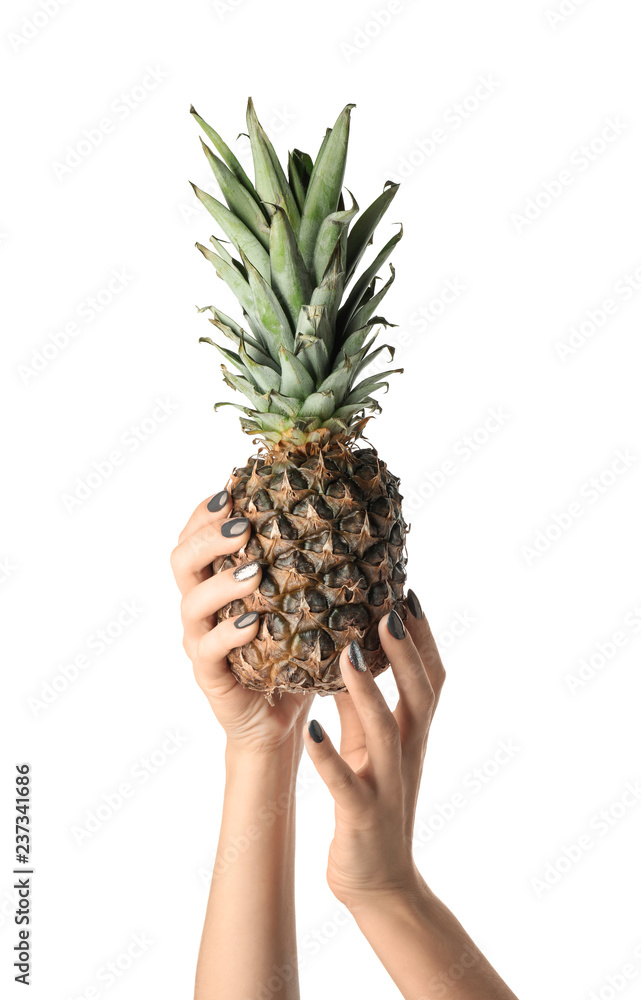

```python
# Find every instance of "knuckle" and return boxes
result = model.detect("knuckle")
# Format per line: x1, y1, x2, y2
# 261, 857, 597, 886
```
423, 679, 437, 705
194, 631, 216, 668
332, 767, 354, 793
180, 591, 196, 623
169, 544, 183, 575
188, 524, 218, 560
379, 718, 401, 748
432, 665, 446, 692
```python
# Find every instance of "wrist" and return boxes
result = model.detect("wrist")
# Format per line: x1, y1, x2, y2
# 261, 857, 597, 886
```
225, 734, 301, 782
346, 866, 432, 921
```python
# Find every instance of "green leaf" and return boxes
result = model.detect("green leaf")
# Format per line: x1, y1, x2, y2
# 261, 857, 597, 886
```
257, 429, 288, 444
219, 365, 272, 411
345, 181, 399, 283
268, 392, 300, 417
344, 265, 396, 336
309, 240, 344, 336
322, 418, 350, 436
292, 148, 314, 183
199, 138, 270, 248
196, 243, 254, 314
331, 401, 375, 420
191, 183, 271, 282
240, 418, 263, 434
316, 355, 354, 403
334, 324, 374, 364
269, 205, 313, 329
213, 400, 257, 417
311, 129, 331, 175
238, 339, 281, 393
295, 334, 330, 384
299, 390, 336, 420
198, 304, 248, 341
190, 106, 258, 200
205, 235, 234, 268
205, 314, 278, 370
354, 344, 396, 379
288, 153, 307, 215
346, 382, 391, 404
240, 308, 271, 352
344, 368, 403, 405
338, 224, 402, 334
246, 97, 300, 230
205, 236, 248, 279
278, 345, 315, 398
234, 409, 292, 433
198, 337, 251, 379
241, 250, 295, 359
312, 191, 358, 285
295, 304, 332, 353
298, 104, 355, 269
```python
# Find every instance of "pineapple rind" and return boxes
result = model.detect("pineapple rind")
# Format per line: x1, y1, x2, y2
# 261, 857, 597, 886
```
213, 444, 408, 695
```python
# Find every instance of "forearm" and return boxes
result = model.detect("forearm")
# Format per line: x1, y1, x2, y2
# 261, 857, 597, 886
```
195, 740, 301, 1000
350, 871, 518, 1000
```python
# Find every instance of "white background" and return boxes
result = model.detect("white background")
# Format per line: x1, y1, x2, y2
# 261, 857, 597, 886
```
2, 0, 641, 997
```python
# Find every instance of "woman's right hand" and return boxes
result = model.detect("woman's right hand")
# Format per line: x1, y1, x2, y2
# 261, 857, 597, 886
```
170, 490, 314, 756
303, 594, 446, 911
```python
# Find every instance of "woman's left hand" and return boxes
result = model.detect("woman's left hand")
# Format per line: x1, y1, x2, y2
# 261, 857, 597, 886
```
304, 594, 446, 910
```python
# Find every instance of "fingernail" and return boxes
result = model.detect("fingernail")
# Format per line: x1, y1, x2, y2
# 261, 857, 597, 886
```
407, 589, 423, 619
348, 639, 368, 672
207, 489, 229, 512
308, 720, 324, 743
234, 611, 258, 629
221, 517, 249, 538
233, 560, 260, 583
387, 608, 406, 639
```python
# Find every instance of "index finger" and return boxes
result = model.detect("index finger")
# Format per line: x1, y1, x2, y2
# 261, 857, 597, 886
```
337, 641, 402, 787
177, 489, 232, 544
405, 590, 446, 705
171, 515, 251, 595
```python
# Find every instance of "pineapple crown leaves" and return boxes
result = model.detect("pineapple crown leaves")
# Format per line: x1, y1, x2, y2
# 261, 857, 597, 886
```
190, 98, 403, 447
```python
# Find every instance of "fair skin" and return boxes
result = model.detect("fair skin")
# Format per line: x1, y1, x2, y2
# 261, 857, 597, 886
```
171, 493, 519, 1000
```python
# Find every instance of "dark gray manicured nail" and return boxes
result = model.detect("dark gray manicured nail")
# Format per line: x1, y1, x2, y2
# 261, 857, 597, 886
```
207, 490, 228, 512
233, 561, 260, 583
308, 720, 324, 743
234, 612, 258, 629
221, 517, 249, 538
407, 589, 423, 619
348, 640, 368, 672
387, 608, 406, 639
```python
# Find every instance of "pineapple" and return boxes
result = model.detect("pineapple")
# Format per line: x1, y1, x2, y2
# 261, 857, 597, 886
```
191, 98, 407, 697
